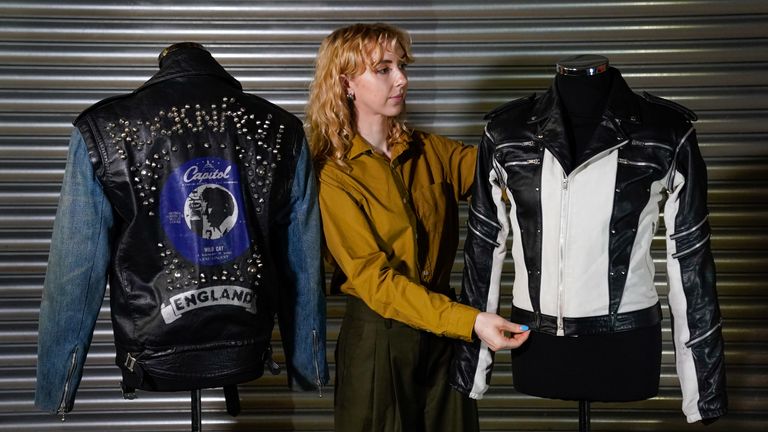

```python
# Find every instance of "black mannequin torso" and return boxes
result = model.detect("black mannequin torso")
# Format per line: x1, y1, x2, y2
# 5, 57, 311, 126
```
511, 324, 662, 402
511, 56, 662, 403
555, 67, 612, 168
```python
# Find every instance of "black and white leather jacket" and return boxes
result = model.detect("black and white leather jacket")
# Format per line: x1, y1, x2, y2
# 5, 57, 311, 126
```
450, 69, 726, 423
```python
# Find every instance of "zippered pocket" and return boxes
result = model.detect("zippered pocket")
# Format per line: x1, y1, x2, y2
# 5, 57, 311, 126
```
617, 158, 662, 172
631, 140, 674, 153
504, 158, 541, 167
496, 140, 536, 150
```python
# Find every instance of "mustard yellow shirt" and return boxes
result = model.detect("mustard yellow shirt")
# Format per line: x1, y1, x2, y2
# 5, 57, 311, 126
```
317, 130, 479, 341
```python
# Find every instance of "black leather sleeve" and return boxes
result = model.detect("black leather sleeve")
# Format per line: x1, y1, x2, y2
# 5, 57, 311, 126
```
450, 128, 508, 398
664, 127, 727, 422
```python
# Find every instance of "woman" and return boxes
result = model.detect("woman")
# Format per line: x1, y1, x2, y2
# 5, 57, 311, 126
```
306, 23, 530, 431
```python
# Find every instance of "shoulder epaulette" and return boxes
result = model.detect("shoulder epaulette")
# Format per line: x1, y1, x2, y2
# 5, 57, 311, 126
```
73, 93, 133, 125
484, 93, 536, 120
642, 91, 697, 122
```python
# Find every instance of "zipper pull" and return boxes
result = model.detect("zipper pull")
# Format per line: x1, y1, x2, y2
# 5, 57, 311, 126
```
263, 345, 281, 375
556, 319, 565, 337
124, 352, 137, 372
562, 178, 569, 190
312, 329, 324, 398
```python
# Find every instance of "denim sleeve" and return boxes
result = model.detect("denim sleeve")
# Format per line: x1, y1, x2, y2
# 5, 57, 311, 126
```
35, 128, 114, 415
274, 138, 329, 394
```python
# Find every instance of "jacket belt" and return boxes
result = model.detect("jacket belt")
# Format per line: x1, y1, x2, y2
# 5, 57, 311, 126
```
511, 302, 662, 336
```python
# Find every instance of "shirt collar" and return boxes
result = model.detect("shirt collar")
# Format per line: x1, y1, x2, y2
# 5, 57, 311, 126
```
348, 134, 373, 159
348, 132, 413, 161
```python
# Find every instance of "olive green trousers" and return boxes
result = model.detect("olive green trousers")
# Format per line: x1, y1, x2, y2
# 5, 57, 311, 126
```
334, 296, 479, 432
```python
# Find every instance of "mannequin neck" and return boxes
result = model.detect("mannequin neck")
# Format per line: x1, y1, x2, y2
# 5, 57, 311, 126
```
555, 67, 614, 120
554, 67, 615, 167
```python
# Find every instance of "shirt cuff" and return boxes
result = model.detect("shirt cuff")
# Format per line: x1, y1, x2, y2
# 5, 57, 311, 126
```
446, 303, 480, 342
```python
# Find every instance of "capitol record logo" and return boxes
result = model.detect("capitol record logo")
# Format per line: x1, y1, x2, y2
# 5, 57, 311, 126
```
183, 164, 232, 182
160, 157, 250, 266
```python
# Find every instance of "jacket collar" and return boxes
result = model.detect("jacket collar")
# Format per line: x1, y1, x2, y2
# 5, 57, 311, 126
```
530, 67, 642, 126
528, 67, 640, 172
135, 46, 242, 93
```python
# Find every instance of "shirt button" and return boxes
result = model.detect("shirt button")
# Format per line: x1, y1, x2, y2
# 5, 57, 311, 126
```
422, 270, 430, 277
402, 198, 408, 204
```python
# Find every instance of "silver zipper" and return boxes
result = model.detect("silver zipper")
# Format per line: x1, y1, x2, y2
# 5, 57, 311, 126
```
633, 141, 674, 152
312, 329, 323, 398
554, 139, 630, 335
57, 348, 79, 421
684, 320, 722, 348
467, 222, 501, 247
618, 158, 662, 172
504, 159, 541, 167
496, 141, 536, 150
469, 205, 501, 230
669, 216, 708, 240
556, 177, 569, 336
671, 234, 711, 259
666, 125, 696, 191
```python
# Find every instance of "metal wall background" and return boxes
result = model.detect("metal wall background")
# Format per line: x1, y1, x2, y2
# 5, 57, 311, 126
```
0, 1, 766, 431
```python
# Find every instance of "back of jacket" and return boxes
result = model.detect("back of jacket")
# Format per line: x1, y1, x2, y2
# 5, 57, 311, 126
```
35, 46, 328, 415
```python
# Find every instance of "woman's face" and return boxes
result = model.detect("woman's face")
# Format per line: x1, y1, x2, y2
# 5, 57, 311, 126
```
346, 43, 408, 123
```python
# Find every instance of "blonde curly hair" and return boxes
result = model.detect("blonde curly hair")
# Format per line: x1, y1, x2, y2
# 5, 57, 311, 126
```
306, 23, 414, 166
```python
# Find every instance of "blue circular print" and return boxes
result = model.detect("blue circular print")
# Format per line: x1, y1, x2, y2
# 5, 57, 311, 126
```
160, 157, 250, 266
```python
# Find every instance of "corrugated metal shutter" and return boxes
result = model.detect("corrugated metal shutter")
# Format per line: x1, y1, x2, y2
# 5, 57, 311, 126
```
1, 1, 766, 430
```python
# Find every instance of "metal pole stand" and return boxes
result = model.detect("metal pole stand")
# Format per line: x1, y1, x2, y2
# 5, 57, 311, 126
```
191, 389, 202, 431
578, 400, 591, 432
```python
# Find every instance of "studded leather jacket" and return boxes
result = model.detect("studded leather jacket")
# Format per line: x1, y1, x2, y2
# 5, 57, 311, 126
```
450, 69, 726, 423
35, 47, 328, 415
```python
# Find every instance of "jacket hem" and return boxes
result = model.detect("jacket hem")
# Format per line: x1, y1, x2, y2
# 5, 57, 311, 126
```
510, 302, 662, 336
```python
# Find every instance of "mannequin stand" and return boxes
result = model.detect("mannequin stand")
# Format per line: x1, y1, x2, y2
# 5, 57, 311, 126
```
189, 386, 240, 431
191, 390, 202, 431
579, 400, 590, 432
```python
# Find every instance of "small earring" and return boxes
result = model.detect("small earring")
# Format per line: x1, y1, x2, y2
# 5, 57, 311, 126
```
346, 92, 355, 101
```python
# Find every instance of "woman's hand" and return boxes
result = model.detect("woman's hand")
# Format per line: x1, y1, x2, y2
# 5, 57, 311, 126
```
473, 312, 530, 351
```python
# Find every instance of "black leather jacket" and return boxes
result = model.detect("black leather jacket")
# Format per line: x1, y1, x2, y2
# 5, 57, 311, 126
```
451, 69, 726, 422
72, 47, 328, 394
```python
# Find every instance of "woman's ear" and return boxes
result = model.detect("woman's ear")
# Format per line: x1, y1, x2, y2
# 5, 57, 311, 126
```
340, 75, 355, 100
339, 74, 348, 89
